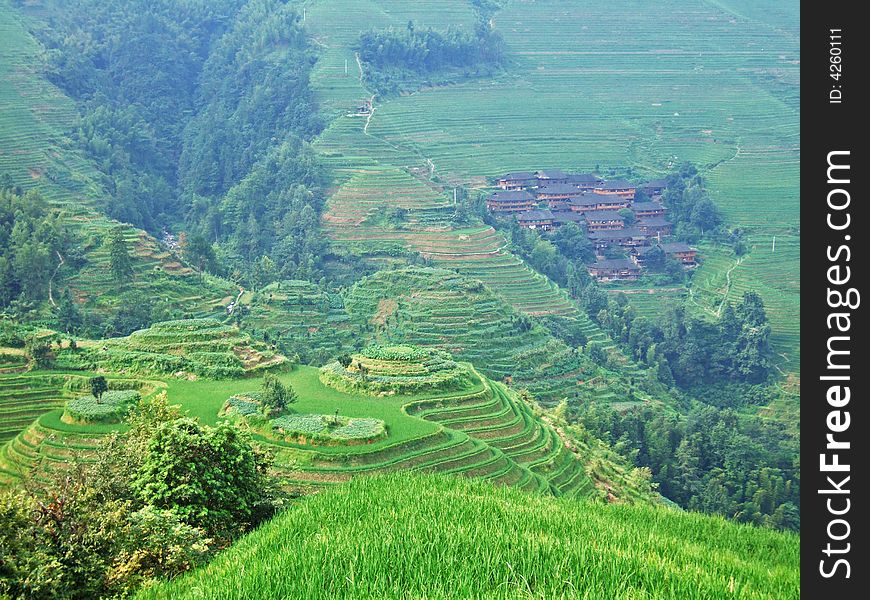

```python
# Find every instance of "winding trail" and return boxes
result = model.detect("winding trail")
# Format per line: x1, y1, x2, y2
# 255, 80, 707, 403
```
47, 250, 65, 307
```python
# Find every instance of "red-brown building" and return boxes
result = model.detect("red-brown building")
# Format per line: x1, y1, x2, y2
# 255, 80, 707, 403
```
517, 209, 556, 231
588, 259, 641, 281
638, 179, 667, 197
631, 201, 666, 218
497, 172, 537, 190
487, 190, 536, 213
660, 242, 698, 265
584, 210, 625, 231
636, 216, 673, 237
535, 183, 583, 210
566, 173, 602, 190
594, 179, 636, 200
570, 192, 631, 213
587, 227, 647, 250
535, 169, 569, 186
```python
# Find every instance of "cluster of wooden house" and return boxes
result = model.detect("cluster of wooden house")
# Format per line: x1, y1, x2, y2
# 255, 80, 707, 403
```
488, 170, 696, 281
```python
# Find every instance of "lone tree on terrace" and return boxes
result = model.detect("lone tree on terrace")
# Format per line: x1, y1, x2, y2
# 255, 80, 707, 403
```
90, 376, 108, 402
261, 373, 297, 414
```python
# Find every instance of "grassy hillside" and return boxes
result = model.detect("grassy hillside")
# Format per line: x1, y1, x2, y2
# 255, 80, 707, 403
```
0, 1, 235, 318
135, 472, 800, 600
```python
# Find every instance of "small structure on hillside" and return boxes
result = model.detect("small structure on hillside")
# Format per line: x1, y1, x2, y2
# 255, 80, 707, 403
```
497, 171, 538, 190
487, 190, 536, 213
517, 209, 555, 231
588, 259, 641, 282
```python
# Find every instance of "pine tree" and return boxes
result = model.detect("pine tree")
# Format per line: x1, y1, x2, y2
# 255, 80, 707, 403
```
108, 229, 134, 282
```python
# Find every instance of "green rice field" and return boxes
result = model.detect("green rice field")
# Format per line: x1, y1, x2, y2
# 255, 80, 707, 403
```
135, 472, 800, 600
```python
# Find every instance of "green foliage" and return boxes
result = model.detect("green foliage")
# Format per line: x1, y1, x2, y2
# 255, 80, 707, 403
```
320, 346, 471, 396
356, 21, 506, 96
133, 418, 277, 540
136, 473, 799, 600
0, 391, 285, 598
64, 390, 140, 424
594, 291, 773, 386
24, 335, 53, 367
270, 414, 385, 443
261, 373, 297, 414
108, 228, 134, 282
0, 188, 73, 307
89, 375, 108, 400
576, 401, 800, 532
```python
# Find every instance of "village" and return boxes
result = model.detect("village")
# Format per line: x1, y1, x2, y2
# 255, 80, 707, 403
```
487, 170, 697, 282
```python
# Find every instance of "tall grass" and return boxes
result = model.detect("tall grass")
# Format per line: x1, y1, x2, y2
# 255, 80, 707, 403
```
137, 473, 799, 599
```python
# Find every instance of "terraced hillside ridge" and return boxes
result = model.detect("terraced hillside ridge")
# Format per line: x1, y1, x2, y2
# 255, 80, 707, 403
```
244, 279, 364, 364
135, 473, 800, 600
0, 374, 73, 444
0, 344, 655, 504
344, 267, 602, 402
0, 4, 235, 318
52, 319, 286, 379
0, 373, 158, 484
320, 345, 472, 396
303, 0, 799, 377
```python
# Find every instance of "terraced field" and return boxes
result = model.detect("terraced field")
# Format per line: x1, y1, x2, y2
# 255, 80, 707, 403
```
0, 349, 653, 503
53, 319, 285, 378
344, 267, 600, 402
690, 235, 800, 373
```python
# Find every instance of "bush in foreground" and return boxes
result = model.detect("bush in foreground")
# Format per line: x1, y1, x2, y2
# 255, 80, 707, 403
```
136, 473, 799, 600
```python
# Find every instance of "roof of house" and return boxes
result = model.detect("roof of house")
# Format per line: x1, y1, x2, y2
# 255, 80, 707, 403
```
571, 192, 630, 206
499, 171, 536, 181
596, 179, 635, 190
637, 216, 672, 227
566, 173, 601, 184
631, 201, 665, 212
535, 169, 567, 179
640, 178, 668, 188
590, 259, 640, 271
660, 242, 694, 253
588, 227, 644, 240
551, 211, 585, 223
585, 210, 625, 222
536, 183, 583, 196
517, 209, 555, 222
490, 190, 535, 202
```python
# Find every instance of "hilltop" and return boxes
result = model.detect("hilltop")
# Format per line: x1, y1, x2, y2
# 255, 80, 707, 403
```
135, 472, 800, 600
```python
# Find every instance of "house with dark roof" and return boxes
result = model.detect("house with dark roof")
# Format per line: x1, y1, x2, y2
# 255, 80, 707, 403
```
535, 169, 569, 185
569, 192, 631, 213
636, 216, 673, 236
631, 201, 666, 218
584, 210, 625, 231
587, 227, 647, 250
517, 209, 556, 230
566, 173, 602, 190
535, 183, 584, 210
593, 179, 636, 200
588, 259, 641, 281
638, 179, 668, 197
633, 242, 697, 267
660, 242, 697, 265
497, 172, 538, 190
487, 190, 536, 213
